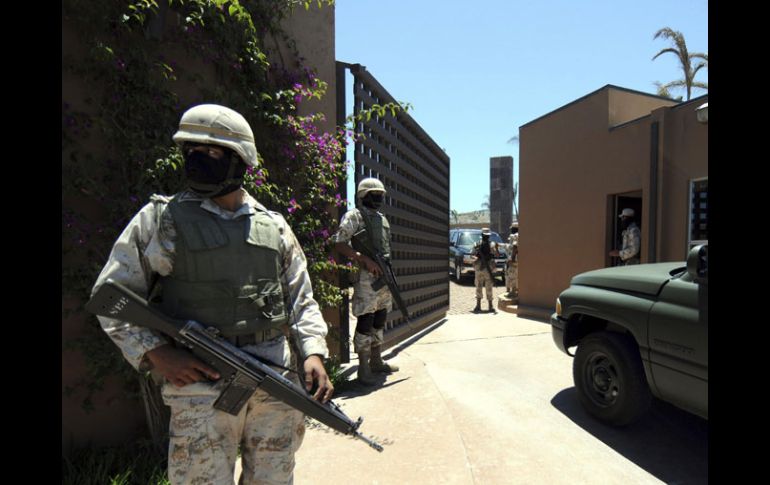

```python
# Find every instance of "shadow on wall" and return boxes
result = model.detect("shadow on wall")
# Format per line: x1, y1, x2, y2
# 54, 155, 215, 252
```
551, 388, 708, 484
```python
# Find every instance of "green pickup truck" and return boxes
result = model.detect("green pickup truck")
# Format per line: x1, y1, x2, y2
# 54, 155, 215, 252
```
551, 245, 708, 426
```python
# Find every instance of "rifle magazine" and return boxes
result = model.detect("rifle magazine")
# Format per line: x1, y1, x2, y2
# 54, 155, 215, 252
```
213, 373, 260, 416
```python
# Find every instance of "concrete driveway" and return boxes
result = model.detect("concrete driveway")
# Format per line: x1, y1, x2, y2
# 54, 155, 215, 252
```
288, 283, 708, 484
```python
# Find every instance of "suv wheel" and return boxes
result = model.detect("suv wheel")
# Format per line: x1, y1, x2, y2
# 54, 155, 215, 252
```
573, 331, 652, 426
455, 259, 463, 282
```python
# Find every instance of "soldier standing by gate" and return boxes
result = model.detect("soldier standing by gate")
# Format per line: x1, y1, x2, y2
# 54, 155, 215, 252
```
332, 178, 400, 386
91, 104, 333, 484
472, 228, 500, 314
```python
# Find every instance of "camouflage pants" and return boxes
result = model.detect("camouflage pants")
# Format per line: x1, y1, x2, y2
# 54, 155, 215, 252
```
475, 269, 494, 301
352, 268, 393, 317
506, 262, 518, 294
162, 336, 305, 485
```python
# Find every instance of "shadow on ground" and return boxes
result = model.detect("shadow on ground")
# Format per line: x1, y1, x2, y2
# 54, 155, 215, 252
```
551, 388, 708, 485
450, 276, 506, 287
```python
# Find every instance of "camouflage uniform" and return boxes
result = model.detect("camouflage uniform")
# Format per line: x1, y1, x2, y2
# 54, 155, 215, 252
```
505, 233, 519, 296
619, 222, 641, 265
331, 205, 396, 382
331, 207, 392, 318
472, 241, 496, 302
92, 189, 329, 485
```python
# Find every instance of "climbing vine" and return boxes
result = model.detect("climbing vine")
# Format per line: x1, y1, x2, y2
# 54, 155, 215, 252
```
62, 0, 407, 410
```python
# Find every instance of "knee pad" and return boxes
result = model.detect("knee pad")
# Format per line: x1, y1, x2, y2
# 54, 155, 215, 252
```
355, 312, 375, 335
372, 308, 388, 330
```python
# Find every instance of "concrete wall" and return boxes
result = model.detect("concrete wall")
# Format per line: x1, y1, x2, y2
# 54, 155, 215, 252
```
655, 102, 709, 261
489, 156, 513, 236
62, 3, 336, 451
518, 86, 706, 316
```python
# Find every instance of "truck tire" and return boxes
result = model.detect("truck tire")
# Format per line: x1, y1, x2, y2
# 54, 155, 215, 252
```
573, 331, 652, 426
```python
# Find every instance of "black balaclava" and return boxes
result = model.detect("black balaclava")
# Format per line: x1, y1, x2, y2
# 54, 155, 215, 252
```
362, 192, 385, 210
480, 235, 491, 255
620, 217, 632, 231
183, 145, 248, 198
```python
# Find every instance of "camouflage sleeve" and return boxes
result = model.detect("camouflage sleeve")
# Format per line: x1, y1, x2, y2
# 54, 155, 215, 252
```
91, 198, 173, 371
275, 214, 330, 359
330, 209, 362, 245
620, 226, 642, 260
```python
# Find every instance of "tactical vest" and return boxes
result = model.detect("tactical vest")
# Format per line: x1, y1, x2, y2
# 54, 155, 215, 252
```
158, 196, 288, 337
360, 208, 391, 260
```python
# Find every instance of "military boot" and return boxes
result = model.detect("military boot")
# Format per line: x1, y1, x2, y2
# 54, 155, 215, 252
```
353, 332, 378, 385
473, 298, 481, 313
370, 329, 399, 373
488, 300, 496, 314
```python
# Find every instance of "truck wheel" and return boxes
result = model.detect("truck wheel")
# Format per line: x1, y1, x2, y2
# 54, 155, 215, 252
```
573, 331, 652, 426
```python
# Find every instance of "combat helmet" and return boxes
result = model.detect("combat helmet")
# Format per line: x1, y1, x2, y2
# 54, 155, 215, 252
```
356, 177, 387, 200
173, 104, 259, 167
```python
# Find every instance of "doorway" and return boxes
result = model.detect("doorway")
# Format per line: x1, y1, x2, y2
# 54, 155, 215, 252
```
607, 192, 642, 267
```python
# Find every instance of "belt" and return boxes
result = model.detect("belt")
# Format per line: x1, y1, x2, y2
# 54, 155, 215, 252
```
225, 327, 285, 346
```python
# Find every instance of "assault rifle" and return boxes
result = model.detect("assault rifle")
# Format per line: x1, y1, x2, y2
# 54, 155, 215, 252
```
475, 242, 496, 275
351, 228, 412, 327
86, 279, 383, 452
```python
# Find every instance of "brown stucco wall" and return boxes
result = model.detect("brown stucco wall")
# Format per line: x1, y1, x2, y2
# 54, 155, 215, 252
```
62, 4, 336, 451
518, 86, 706, 317
656, 101, 709, 262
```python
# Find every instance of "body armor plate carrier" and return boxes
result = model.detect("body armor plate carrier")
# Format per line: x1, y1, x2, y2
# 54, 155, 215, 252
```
159, 196, 288, 337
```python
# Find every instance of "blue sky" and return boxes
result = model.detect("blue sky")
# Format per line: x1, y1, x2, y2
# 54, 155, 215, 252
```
334, 0, 708, 214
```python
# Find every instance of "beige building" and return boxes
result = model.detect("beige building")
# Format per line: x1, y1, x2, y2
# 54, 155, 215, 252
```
517, 85, 708, 318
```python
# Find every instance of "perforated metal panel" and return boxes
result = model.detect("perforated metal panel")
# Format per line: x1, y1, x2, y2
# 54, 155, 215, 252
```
340, 63, 450, 345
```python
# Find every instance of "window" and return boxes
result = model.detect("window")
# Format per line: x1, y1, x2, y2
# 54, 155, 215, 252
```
689, 178, 708, 248
457, 231, 504, 246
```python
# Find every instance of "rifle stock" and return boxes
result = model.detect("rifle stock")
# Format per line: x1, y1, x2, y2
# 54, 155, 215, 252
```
86, 279, 383, 452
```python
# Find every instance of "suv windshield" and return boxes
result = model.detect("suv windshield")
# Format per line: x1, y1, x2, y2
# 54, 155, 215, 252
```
457, 231, 504, 246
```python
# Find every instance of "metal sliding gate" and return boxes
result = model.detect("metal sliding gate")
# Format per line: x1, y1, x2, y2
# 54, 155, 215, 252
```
337, 62, 450, 352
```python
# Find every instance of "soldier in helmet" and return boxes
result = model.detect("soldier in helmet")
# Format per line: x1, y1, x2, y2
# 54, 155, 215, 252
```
472, 228, 501, 313
609, 208, 641, 265
91, 104, 333, 484
331, 177, 400, 386
505, 222, 519, 297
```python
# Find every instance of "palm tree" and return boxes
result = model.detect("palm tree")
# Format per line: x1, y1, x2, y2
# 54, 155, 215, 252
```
653, 81, 683, 101
652, 27, 708, 101
450, 209, 459, 225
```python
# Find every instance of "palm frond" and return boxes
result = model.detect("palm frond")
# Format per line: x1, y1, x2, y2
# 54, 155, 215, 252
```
652, 47, 680, 61
653, 27, 680, 41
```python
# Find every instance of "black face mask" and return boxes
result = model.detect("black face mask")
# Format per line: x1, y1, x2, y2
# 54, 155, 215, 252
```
480, 237, 491, 254
362, 193, 384, 210
621, 218, 632, 230
184, 149, 247, 198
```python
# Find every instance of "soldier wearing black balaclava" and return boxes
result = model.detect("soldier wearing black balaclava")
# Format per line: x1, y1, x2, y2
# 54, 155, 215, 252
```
332, 178, 400, 385
92, 104, 333, 484
472, 228, 500, 313
609, 208, 641, 265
